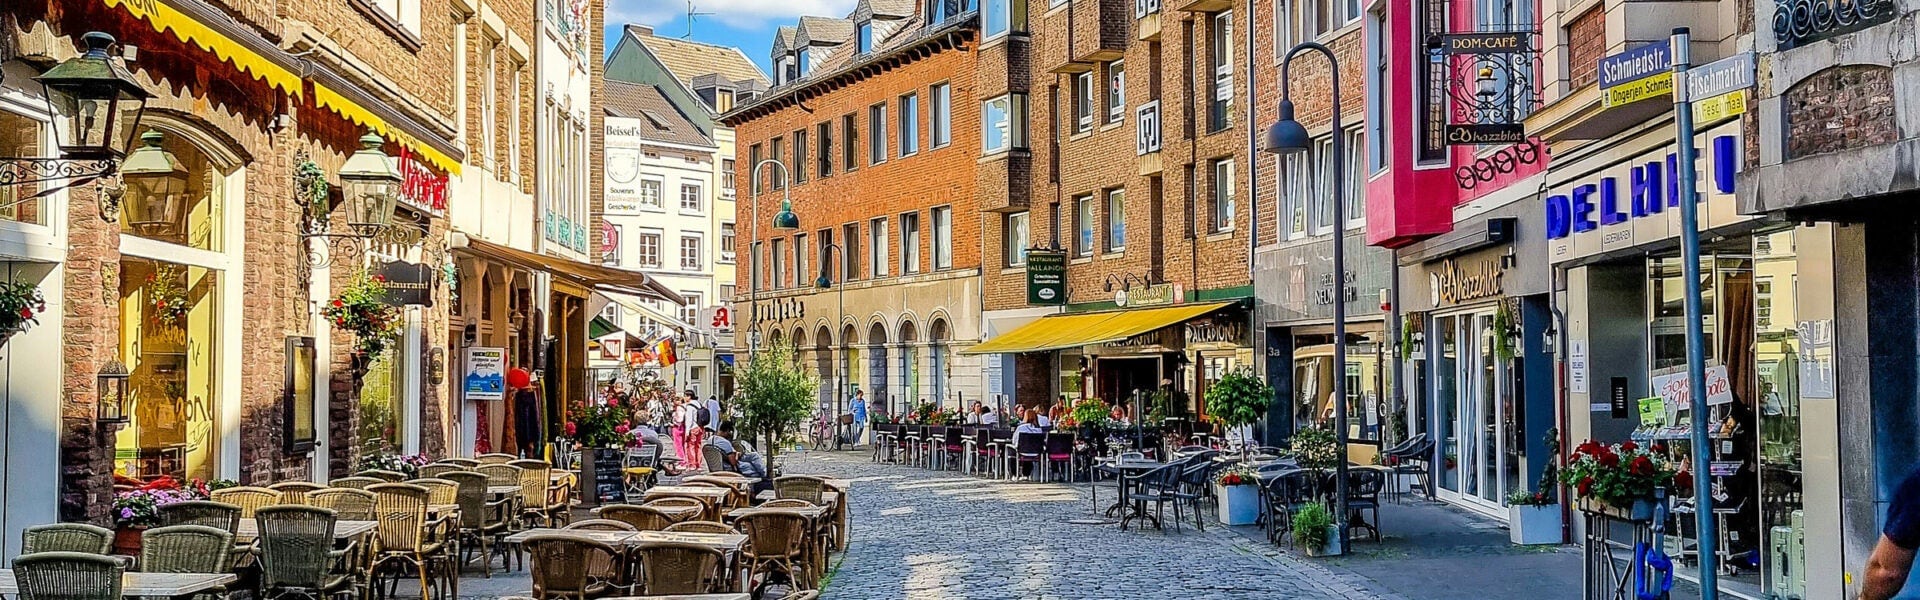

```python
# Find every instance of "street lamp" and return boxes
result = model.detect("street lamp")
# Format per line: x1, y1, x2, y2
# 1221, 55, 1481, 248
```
120, 129, 188, 236
1265, 40, 1351, 554
337, 131, 403, 237
0, 32, 156, 222
817, 242, 847, 447
748, 159, 799, 364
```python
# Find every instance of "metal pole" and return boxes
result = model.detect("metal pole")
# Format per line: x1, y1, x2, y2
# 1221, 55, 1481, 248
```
1329, 70, 1351, 555
749, 159, 791, 366
1669, 27, 1719, 597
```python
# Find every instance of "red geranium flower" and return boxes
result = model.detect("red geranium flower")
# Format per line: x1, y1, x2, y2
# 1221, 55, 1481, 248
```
17, 307, 30, 318
1598, 452, 1620, 468
1673, 470, 1694, 491
1577, 477, 1593, 497
1630, 456, 1654, 476
564, 422, 578, 436
1620, 441, 1638, 453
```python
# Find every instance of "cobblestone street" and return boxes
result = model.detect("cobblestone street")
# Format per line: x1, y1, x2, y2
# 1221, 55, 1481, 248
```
781, 450, 1389, 600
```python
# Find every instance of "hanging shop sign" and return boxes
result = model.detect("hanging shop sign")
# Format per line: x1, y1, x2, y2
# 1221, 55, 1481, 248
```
700, 305, 735, 335
1027, 250, 1068, 305
1428, 258, 1505, 305
1116, 283, 1179, 307
463, 347, 507, 401
1544, 122, 1746, 264
1185, 313, 1248, 346
1599, 42, 1673, 108
1430, 31, 1539, 146
376, 260, 435, 307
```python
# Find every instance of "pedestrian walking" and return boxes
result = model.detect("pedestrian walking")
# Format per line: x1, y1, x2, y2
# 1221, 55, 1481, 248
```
669, 397, 689, 472
706, 394, 723, 433
682, 393, 705, 470
851, 395, 868, 447
1862, 463, 1920, 599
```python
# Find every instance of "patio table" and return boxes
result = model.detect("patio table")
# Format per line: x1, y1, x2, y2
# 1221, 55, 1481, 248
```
1094, 458, 1166, 530
0, 570, 236, 597
234, 519, 376, 542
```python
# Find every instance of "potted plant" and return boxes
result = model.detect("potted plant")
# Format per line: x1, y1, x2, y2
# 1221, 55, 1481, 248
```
1213, 463, 1261, 525
1069, 397, 1110, 440
358, 453, 432, 479
1204, 368, 1273, 456
0, 280, 46, 342
1291, 501, 1341, 557
1505, 488, 1562, 545
323, 272, 403, 360
1560, 439, 1688, 522
734, 342, 818, 471
112, 477, 201, 554
1290, 425, 1341, 471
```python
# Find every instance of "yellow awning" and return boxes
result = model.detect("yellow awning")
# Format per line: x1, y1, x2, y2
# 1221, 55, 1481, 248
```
315, 84, 463, 176
102, 0, 302, 97
962, 302, 1235, 354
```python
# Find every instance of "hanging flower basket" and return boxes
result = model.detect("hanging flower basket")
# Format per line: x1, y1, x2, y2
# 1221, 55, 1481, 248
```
324, 273, 403, 360
0, 280, 46, 343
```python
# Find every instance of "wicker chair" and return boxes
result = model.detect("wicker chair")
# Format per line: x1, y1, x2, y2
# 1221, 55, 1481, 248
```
444, 471, 511, 578
410, 478, 461, 507
268, 481, 327, 505
158, 500, 242, 532
633, 541, 724, 595
476, 453, 517, 465
645, 496, 706, 514
309, 489, 378, 521
702, 444, 730, 474
773, 476, 827, 505
475, 464, 523, 490
20, 523, 112, 555
737, 509, 815, 592
680, 479, 742, 509
509, 460, 556, 527
367, 483, 454, 600
418, 464, 466, 480
254, 506, 358, 600
328, 477, 383, 490
211, 486, 283, 518
140, 525, 234, 597
663, 520, 738, 535
599, 504, 677, 532
358, 470, 407, 483
11, 551, 123, 600
523, 533, 620, 600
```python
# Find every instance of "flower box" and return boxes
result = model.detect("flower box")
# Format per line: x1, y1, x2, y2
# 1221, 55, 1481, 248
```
1577, 497, 1656, 522
1508, 504, 1562, 545
1214, 482, 1260, 526
112, 526, 145, 556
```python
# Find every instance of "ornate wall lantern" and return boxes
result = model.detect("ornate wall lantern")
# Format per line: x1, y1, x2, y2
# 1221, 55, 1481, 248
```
119, 129, 187, 235
96, 359, 131, 425
0, 32, 155, 222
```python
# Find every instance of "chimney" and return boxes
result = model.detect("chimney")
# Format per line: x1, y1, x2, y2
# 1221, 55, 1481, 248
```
632, 25, 655, 37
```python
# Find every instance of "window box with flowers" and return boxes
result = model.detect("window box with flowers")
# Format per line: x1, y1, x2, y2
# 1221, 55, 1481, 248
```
0, 280, 47, 343
111, 476, 234, 554
324, 273, 403, 361
1560, 439, 1690, 523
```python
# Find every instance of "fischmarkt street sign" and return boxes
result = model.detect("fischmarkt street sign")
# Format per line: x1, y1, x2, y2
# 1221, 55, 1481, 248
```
1027, 250, 1067, 305
1686, 52, 1755, 100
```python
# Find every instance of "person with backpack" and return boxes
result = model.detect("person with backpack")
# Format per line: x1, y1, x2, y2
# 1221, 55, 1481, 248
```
705, 394, 722, 434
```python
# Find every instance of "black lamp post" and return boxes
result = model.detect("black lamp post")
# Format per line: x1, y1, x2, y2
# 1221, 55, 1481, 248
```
1265, 40, 1351, 554
817, 242, 847, 446
0, 32, 158, 221
747, 159, 799, 364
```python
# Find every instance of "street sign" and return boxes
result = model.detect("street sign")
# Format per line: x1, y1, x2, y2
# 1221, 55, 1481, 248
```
1026, 250, 1067, 305
1599, 42, 1673, 108
1686, 52, 1756, 100
1693, 89, 1748, 122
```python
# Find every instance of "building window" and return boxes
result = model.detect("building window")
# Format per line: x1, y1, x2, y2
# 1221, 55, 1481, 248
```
1313, 136, 1333, 233
900, 93, 920, 157
1106, 188, 1126, 252
983, 94, 1028, 154
680, 182, 704, 214
1281, 151, 1310, 239
857, 21, 874, 54
794, 129, 809, 183
985, 0, 1023, 37
776, 55, 794, 85
366, 0, 423, 40
749, 143, 763, 194
721, 284, 736, 301
932, 205, 953, 270
901, 212, 921, 274
817, 122, 834, 176
771, 238, 787, 289
636, 177, 663, 210
769, 137, 785, 190
930, 83, 952, 148
868, 103, 888, 165
870, 217, 890, 277
1005, 211, 1030, 267
1074, 194, 1095, 257
1072, 71, 1094, 134
1344, 128, 1365, 229
1209, 12, 1233, 132
680, 234, 703, 270
679, 292, 702, 327
796, 233, 811, 286
722, 158, 736, 197
1211, 158, 1234, 232
478, 35, 499, 172
636, 231, 663, 268
720, 223, 736, 262
798, 51, 811, 77
843, 223, 861, 279
842, 114, 858, 171
1107, 61, 1126, 124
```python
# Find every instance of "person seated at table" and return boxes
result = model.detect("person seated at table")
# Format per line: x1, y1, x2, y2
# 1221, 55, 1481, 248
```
981, 405, 1000, 426
1012, 410, 1046, 478
710, 421, 772, 495
1036, 406, 1054, 428
965, 401, 983, 424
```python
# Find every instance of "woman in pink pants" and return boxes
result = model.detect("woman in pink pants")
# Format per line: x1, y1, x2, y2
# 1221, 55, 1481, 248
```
669, 398, 688, 472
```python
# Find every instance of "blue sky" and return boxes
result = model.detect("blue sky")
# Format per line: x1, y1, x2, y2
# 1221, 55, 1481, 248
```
605, 0, 859, 76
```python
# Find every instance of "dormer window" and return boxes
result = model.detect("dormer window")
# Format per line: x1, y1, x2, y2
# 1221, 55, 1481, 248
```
857, 22, 874, 54
775, 55, 795, 84
798, 51, 811, 77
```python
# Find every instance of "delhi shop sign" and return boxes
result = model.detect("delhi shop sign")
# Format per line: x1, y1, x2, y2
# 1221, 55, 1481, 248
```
1545, 133, 1739, 241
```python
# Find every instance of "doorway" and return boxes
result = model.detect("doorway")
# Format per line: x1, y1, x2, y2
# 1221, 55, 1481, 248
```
1433, 310, 1511, 515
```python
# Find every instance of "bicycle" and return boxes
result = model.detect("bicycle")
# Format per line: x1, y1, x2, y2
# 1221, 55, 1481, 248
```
808, 409, 834, 451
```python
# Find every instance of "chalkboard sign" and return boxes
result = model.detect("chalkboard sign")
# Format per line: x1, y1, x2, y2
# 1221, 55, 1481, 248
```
582, 448, 626, 505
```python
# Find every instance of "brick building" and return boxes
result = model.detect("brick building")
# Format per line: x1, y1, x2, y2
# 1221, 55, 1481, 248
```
724, 1, 1000, 419
964, 0, 1257, 428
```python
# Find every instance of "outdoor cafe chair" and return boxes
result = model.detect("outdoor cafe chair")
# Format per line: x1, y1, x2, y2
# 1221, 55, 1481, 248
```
633, 541, 725, 596
703, 444, 731, 475
367, 483, 454, 600
1013, 432, 1046, 481
446, 470, 512, 578
141, 525, 235, 585
20, 523, 112, 555
623, 444, 664, 497
736, 509, 814, 593
159, 500, 243, 534
1262, 469, 1317, 545
309, 488, 378, 521
566, 519, 638, 532
524, 533, 621, 600
772, 476, 827, 505
601, 504, 679, 532
681, 479, 743, 510
1125, 463, 1185, 532
1347, 468, 1387, 542
211, 486, 282, 518
1385, 434, 1435, 501
12, 551, 123, 600
476, 453, 517, 465
664, 520, 738, 535
254, 505, 358, 600
1089, 452, 1145, 516
437, 457, 481, 468
358, 470, 407, 483
1171, 459, 1219, 532
418, 463, 466, 480
328, 477, 383, 491
269, 481, 326, 505
508, 460, 564, 528
1044, 433, 1076, 482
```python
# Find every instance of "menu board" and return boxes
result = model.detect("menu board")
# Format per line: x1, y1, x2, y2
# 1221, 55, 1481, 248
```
583, 448, 627, 505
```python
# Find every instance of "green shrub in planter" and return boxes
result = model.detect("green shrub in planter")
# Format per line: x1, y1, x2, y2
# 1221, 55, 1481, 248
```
1292, 501, 1334, 551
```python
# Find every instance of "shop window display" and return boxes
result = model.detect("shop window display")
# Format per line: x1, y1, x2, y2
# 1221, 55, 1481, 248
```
359, 350, 410, 457
1291, 331, 1385, 443
115, 258, 220, 482
0, 110, 45, 225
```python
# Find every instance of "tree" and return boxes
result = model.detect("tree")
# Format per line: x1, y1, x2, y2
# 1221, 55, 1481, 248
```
1205, 367, 1273, 453
734, 342, 818, 466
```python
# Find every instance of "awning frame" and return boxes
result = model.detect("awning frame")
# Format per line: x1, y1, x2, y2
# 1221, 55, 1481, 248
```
449, 232, 686, 305
961, 302, 1237, 355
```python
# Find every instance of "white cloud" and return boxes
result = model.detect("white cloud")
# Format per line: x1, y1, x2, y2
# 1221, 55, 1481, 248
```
607, 0, 860, 30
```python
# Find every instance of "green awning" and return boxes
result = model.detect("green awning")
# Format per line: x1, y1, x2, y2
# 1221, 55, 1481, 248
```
589, 315, 620, 339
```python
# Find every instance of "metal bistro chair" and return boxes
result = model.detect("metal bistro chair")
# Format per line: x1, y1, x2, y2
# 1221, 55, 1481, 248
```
962, 428, 992, 477
1013, 431, 1046, 481
633, 541, 724, 596
868, 423, 893, 463
1262, 469, 1318, 545
269, 481, 327, 505
898, 426, 922, 468
1170, 459, 1219, 532
1386, 434, 1435, 501
1347, 468, 1387, 542
623, 444, 664, 498
989, 428, 1017, 478
1124, 463, 1185, 532
211, 486, 283, 518
1044, 433, 1076, 482
20, 523, 112, 555
523, 533, 621, 600
12, 551, 124, 600
254, 505, 359, 600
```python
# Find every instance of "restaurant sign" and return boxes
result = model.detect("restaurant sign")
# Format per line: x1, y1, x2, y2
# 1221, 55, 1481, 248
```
1429, 258, 1504, 305
376, 259, 435, 307
1027, 250, 1067, 305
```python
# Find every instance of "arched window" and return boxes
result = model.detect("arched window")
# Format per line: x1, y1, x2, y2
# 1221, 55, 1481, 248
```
867, 322, 890, 413
898, 320, 920, 408
930, 319, 951, 411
